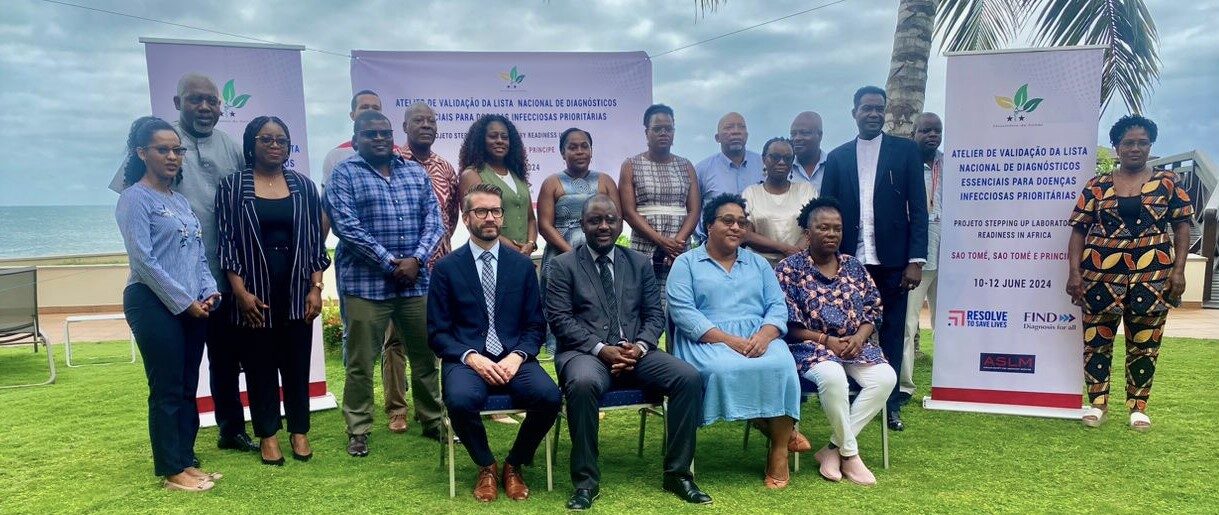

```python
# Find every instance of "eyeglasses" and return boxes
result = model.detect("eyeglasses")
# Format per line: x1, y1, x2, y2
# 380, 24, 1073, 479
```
359, 129, 394, 140
468, 207, 505, 219
715, 215, 752, 229
765, 153, 794, 163
256, 136, 290, 148
647, 125, 675, 134
584, 215, 620, 226
144, 145, 188, 157
184, 95, 220, 107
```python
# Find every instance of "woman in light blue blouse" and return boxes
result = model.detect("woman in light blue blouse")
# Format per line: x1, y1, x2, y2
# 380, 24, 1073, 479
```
116, 116, 222, 492
666, 193, 803, 489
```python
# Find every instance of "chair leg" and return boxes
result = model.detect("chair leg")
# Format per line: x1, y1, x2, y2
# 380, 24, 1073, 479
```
554, 414, 563, 457
447, 419, 456, 498
546, 419, 554, 492
792, 422, 800, 473
637, 409, 647, 457
743, 421, 751, 450
881, 409, 891, 470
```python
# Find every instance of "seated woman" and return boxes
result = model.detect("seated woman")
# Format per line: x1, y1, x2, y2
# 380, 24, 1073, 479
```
774, 197, 896, 486
666, 193, 803, 489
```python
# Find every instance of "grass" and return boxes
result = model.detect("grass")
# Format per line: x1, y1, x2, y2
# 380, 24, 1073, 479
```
1, 332, 1217, 514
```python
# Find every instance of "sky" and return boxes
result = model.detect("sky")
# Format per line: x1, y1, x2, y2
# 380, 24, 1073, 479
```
1, 0, 1216, 206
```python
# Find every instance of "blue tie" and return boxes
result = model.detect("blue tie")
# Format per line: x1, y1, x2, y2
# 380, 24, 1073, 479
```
479, 251, 502, 355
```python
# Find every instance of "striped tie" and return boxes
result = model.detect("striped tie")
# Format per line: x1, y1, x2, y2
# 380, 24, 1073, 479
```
479, 251, 502, 355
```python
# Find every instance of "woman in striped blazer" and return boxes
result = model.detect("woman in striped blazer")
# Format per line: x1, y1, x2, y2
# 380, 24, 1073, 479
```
215, 116, 330, 466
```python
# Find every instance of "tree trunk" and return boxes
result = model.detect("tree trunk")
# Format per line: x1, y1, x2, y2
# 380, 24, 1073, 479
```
883, 0, 936, 139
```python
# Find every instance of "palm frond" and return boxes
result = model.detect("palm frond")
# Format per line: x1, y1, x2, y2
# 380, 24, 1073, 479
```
1026, 0, 1160, 113
935, 0, 1025, 52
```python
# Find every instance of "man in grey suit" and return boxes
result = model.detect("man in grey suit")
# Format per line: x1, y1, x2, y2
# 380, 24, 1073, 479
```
545, 194, 710, 510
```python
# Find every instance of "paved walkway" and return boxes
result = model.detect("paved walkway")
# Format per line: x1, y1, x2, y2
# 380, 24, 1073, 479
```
32, 307, 1217, 345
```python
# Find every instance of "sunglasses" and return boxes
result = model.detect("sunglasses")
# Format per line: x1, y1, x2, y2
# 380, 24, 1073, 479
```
715, 215, 752, 229
256, 136, 290, 148
359, 129, 394, 140
144, 145, 188, 157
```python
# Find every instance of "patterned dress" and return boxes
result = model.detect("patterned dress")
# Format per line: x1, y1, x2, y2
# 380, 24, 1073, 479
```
541, 170, 601, 270
627, 153, 693, 267
775, 252, 886, 377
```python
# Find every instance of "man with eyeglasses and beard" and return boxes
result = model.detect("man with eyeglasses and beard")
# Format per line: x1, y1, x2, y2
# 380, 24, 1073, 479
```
324, 110, 445, 457
108, 73, 258, 457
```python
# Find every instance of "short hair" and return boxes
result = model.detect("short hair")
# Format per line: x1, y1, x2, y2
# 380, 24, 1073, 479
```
558, 127, 592, 151
458, 114, 530, 183
853, 86, 887, 109
581, 193, 618, 216
176, 73, 216, 98
353, 109, 390, 134
1108, 114, 1158, 147
462, 182, 503, 212
643, 104, 675, 127
761, 137, 792, 157
701, 193, 747, 232
798, 196, 843, 229
351, 90, 379, 112
123, 116, 180, 188
242, 116, 291, 168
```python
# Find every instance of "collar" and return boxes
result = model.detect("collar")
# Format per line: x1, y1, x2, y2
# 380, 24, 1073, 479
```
856, 133, 883, 146
924, 150, 943, 170
716, 150, 758, 169
793, 150, 827, 172
469, 239, 501, 261
693, 243, 747, 264
586, 244, 615, 264
399, 146, 435, 165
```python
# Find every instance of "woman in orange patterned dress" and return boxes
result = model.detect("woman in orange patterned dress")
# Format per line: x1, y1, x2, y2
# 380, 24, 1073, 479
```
1066, 115, 1193, 431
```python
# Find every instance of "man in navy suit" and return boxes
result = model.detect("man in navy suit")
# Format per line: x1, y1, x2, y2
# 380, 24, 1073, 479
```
820, 86, 929, 431
428, 183, 562, 502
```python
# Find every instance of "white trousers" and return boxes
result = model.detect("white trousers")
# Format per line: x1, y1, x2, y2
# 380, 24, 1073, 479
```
802, 360, 896, 457
901, 269, 938, 396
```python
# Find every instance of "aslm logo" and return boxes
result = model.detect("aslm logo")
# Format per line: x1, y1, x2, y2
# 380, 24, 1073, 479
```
947, 309, 1008, 328
979, 353, 1036, 374
994, 83, 1043, 122
221, 79, 252, 118
499, 66, 526, 90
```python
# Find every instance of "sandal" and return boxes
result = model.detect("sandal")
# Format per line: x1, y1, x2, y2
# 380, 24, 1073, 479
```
1129, 411, 1151, 432
163, 478, 214, 492
1081, 406, 1107, 428
764, 473, 790, 490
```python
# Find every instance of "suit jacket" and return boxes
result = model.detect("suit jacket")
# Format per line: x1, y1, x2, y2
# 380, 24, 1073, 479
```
544, 244, 665, 372
820, 133, 929, 267
427, 243, 545, 363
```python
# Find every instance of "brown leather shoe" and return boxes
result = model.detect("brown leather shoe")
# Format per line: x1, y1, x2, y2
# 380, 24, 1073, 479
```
502, 462, 530, 501
388, 414, 408, 434
473, 462, 498, 502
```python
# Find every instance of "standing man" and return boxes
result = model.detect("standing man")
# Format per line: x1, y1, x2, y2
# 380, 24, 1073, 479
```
820, 86, 928, 432
694, 112, 764, 242
429, 183, 562, 502
321, 90, 389, 185
109, 73, 257, 455
899, 113, 944, 406
325, 110, 445, 456
789, 111, 827, 194
546, 194, 711, 510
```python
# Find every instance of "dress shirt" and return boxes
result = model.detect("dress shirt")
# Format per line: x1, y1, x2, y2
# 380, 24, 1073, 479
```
461, 240, 530, 364
790, 150, 827, 195
695, 150, 765, 242
924, 151, 943, 270
401, 147, 460, 264
324, 153, 444, 300
854, 135, 882, 265
584, 246, 649, 358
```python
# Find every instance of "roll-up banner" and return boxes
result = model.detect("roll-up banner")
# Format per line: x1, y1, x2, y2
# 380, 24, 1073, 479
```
140, 37, 335, 426
926, 46, 1104, 419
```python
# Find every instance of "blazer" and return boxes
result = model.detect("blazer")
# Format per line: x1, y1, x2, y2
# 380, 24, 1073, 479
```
427, 243, 545, 363
820, 133, 929, 267
543, 244, 666, 371
215, 168, 330, 327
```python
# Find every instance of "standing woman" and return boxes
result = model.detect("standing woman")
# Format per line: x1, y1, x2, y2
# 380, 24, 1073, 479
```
116, 116, 222, 491
216, 116, 330, 465
458, 114, 538, 255
741, 137, 817, 265
1067, 115, 1193, 431
619, 104, 700, 302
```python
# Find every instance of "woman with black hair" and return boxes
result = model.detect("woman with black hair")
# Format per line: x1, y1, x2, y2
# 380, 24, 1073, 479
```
116, 116, 222, 491
1067, 115, 1193, 431
742, 137, 816, 265
215, 116, 330, 464
457, 114, 538, 255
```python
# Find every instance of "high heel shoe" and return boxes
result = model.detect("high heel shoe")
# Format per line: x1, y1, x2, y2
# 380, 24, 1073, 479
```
260, 436, 285, 466
290, 434, 313, 462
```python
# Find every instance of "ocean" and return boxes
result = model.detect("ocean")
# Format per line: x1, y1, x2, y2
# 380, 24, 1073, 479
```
0, 205, 126, 259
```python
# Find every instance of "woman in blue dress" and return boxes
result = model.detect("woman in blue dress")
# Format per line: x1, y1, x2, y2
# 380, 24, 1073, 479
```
666, 193, 803, 489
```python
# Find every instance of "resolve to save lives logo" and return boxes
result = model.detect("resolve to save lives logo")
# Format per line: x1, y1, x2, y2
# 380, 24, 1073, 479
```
947, 309, 1009, 328
499, 66, 526, 90
994, 84, 1043, 122
221, 79, 252, 117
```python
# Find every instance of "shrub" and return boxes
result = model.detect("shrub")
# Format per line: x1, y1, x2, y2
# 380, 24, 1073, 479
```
322, 300, 342, 352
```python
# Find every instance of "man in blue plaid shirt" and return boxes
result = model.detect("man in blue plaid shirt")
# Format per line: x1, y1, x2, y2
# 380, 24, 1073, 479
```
325, 110, 445, 457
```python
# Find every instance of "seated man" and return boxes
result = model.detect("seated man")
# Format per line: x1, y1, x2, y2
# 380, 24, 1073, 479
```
428, 183, 561, 502
545, 194, 712, 510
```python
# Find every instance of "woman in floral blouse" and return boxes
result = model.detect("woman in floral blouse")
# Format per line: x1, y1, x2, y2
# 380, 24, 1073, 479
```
775, 197, 895, 486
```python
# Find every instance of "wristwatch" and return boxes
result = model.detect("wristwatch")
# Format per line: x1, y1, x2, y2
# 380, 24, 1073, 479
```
312, 281, 324, 290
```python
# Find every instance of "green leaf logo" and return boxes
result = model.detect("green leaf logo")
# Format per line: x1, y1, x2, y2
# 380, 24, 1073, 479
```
995, 96, 1015, 109
231, 94, 251, 108
1022, 98, 1044, 112
223, 79, 236, 104
996, 83, 1044, 119
1014, 84, 1028, 109
500, 66, 526, 87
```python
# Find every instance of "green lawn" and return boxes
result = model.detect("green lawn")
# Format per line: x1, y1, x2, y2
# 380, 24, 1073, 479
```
1, 333, 1217, 514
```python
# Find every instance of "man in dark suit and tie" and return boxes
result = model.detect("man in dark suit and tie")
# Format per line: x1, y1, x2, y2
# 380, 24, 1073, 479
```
820, 85, 929, 431
428, 183, 562, 503
545, 195, 711, 510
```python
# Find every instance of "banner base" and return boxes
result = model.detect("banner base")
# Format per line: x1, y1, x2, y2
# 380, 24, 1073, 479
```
199, 393, 338, 428
922, 396, 1083, 420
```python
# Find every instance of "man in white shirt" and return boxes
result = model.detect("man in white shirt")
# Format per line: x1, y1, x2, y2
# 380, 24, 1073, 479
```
899, 113, 944, 407
321, 90, 391, 186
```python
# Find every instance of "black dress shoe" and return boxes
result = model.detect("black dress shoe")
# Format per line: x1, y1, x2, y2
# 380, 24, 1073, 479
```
663, 475, 712, 505
261, 455, 286, 466
217, 433, 259, 452
887, 410, 905, 431
347, 434, 369, 457
566, 488, 599, 510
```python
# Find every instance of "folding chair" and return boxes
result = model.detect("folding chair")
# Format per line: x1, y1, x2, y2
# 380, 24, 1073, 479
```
0, 267, 56, 388
64, 313, 135, 367
551, 387, 666, 458
437, 359, 554, 498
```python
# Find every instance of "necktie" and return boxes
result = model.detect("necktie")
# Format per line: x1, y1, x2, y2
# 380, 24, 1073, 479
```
479, 252, 502, 355
596, 254, 621, 343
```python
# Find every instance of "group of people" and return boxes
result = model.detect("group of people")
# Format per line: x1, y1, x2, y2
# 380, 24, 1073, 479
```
111, 71, 1192, 507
